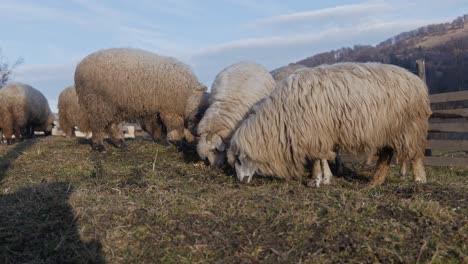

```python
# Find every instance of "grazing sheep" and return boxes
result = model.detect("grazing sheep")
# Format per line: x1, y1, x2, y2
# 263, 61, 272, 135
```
74, 48, 207, 151
0, 82, 55, 144
271, 64, 307, 82
197, 62, 275, 166
228, 63, 431, 186
58, 85, 90, 137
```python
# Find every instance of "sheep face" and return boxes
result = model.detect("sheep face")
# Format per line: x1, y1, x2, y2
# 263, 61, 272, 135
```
234, 154, 257, 183
197, 133, 226, 167
228, 142, 258, 183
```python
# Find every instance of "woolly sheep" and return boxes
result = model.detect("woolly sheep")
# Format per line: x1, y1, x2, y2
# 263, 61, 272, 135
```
58, 85, 90, 137
228, 63, 431, 187
0, 82, 55, 144
197, 61, 276, 166
74, 48, 207, 151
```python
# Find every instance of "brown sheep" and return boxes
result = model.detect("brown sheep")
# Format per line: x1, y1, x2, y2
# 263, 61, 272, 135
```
74, 48, 207, 151
58, 85, 90, 138
0, 82, 55, 144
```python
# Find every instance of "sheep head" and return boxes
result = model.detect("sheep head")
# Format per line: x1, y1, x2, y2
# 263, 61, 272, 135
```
197, 132, 226, 167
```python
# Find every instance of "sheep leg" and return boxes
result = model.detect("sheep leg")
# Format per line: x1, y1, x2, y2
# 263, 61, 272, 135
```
27, 126, 34, 138
411, 158, 427, 183
335, 155, 343, 176
308, 159, 323, 187
3, 127, 13, 145
14, 125, 22, 142
399, 160, 407, 178
70, 127, 76, 138
366, 153, 377, 166
151, 122, 163, 140
65, 124, 75, 138
321, 159, 333, 185
91, 130, 106, 152
151, 116, 167, 142
62, 122, 74, 138
369, 147, 394, 187
160, 112, 184, 143
106, 123, 126, 149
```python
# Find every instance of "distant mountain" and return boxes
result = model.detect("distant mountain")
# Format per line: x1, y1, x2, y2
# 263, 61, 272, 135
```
283, 15, 468, 94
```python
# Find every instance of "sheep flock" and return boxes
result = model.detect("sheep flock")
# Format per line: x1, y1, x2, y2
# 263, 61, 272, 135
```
2, 47, 432, 187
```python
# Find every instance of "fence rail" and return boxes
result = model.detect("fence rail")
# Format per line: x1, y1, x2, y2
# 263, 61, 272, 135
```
425, 90, 468, 167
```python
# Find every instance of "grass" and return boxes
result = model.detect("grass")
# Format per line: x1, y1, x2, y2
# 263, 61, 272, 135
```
0, 136, 467, 263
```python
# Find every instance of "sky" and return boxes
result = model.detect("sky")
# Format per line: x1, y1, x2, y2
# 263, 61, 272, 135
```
1, 0, 468, 112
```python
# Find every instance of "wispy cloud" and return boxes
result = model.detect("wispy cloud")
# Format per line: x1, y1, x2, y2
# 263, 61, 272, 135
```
252, 0, 394, 26
191, 17, 446, 58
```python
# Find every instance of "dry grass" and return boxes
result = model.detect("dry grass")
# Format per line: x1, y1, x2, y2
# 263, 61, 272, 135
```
0, 136, 467, 263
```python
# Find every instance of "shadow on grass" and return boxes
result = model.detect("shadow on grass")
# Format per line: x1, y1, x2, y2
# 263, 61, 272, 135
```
0, 182, 104, 263
328, 161, 371, 184
0, 139, 38, 183
177, 140, 202, 164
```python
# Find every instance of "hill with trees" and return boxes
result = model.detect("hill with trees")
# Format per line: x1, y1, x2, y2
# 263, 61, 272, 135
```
286, 15, 468, 94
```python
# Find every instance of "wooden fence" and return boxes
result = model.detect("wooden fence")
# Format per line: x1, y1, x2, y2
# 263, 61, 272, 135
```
426, 90, 468, 167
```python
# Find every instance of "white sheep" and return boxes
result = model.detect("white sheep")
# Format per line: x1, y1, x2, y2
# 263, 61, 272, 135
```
228, 63, 431, 187
197, 61, 276, 166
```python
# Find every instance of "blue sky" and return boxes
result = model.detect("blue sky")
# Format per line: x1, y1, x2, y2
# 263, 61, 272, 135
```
1, 0, 467, 112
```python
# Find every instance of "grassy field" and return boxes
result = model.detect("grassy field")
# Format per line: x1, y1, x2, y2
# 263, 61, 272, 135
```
0, 136, 466, 263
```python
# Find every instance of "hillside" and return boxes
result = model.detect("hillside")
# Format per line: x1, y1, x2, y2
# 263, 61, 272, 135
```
289, 15, 468, 94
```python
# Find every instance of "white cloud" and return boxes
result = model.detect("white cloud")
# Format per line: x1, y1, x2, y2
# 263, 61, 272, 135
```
253, 0, 394, 26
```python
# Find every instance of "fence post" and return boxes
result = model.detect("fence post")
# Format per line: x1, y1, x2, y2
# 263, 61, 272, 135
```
416, 59, 426, 84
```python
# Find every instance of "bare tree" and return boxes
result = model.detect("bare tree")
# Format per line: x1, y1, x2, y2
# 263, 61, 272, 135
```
0, 49, 24, 88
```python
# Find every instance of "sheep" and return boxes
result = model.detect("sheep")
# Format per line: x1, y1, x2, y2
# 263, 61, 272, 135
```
74, 48, 207, 151
227, 63, 431, 187
58, 85, 90, 138
0, 82, 55, 144
271, 64, 307, 82
197, 61, 276, 167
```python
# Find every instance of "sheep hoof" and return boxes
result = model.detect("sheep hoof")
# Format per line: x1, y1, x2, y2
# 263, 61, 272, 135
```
116, 140, 128, 149
415, 178, 427, 184
92, 144, 106, 153
307, 179, 321, 188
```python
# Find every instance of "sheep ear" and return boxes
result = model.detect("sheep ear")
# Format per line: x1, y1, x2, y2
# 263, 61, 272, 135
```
212, 134, 225, 151
217, 142, 226, 152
